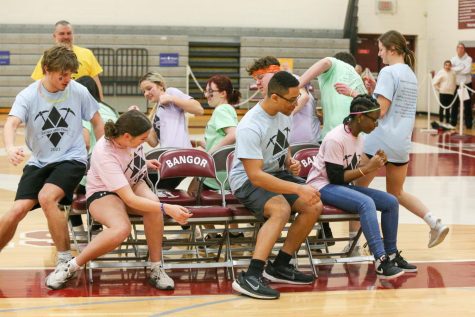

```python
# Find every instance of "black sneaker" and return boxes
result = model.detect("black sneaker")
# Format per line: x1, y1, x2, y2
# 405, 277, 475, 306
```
263, 261, 315, 285
318, 222, 335, 246
390, 251, 418, 273
375, 255, 405, 280
232, 272, 280, 300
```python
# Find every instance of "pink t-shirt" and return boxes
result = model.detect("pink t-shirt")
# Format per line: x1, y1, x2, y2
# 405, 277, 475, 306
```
86, 137, 147, 198
307, 124, 363, 190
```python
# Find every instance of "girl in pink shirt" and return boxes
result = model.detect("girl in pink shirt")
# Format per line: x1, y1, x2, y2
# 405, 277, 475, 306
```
47, 110, 192, 290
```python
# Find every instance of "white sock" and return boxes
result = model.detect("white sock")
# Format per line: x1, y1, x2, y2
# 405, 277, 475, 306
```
150, 261, 162, 270
423, 213, 437, 228
68, 258, 80, 272
57, 251, 73, 263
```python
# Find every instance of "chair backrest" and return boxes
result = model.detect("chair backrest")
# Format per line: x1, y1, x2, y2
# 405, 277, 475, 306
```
292, 148, 319, 178
211, 145, 235, 172
145, 147, 175, 173
226, 150, 235, 177
289, 143, 319, 156
158, 148, 217, 179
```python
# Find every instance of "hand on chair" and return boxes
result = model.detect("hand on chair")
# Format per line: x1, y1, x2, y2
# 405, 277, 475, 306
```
164, 204, 193, 225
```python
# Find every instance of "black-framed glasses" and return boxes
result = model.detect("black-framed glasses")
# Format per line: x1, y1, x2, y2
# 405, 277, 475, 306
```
204, 89, 220, 95
363, 113, 379, 124
274, 93, 301, 104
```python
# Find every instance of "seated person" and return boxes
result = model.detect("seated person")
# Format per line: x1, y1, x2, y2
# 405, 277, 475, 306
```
46, 110, 192, 290
69, 75, 120, 234
229, 71, 322, 300
306, 94, 417, 279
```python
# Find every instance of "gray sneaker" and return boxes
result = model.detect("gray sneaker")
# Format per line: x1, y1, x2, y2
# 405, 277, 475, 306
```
149, 265, 175, 290
45, 261, 77, 290
428, 219, 449, 248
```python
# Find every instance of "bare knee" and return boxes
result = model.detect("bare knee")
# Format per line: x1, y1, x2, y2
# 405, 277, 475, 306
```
113, 223, 132, 243
299, 201, 322, 222
264, 198, 291, 225
38, 190, 59, 211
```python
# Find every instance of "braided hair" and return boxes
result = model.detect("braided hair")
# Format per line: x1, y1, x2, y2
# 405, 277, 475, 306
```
343, 94, 380, 131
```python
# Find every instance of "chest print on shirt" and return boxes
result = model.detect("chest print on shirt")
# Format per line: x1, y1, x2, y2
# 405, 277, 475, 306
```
125, 150, 147, 184
34, 106, 75, 147
266, 127, 290, 168
343, 153, 361, 171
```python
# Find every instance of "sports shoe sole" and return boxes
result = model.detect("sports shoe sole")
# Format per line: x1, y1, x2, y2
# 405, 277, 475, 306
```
148, 277, 174, 290
376, 270, 405, 280
231, 280, 279, 300
428, 226, 450, 248
262, 271, 314, 285
397, 266, 418, 273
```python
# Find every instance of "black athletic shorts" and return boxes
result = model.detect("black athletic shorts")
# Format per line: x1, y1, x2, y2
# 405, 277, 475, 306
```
365, 153, 409, 166
15, 160, 86, 210
86, 191, 119, 209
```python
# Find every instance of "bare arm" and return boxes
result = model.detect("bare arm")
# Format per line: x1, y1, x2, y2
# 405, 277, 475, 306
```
3, 116, 25, 166
92, 75, 104, 101
115, 184, 192, 225
376, 95, 391, 118
82, 127, 91, 152
160, 94, 204, 115
146, 128, 159, 147
208, 126, 236, 153
292, 88, 310, 114
90, 112, 104, 141
299, 58, 332, 88
241, 158, 319, 205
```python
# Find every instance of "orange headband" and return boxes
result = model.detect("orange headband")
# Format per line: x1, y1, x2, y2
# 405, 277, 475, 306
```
251, 65, 281, 78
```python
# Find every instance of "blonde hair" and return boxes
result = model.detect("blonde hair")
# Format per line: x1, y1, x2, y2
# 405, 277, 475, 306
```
139, 72, 167, 120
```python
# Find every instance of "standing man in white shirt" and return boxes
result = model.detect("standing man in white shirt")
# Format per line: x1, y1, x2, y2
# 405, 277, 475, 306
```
450, 43, 473, 129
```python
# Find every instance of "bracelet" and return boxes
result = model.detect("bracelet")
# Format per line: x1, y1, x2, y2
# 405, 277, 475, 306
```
160, 203, 166, 215
349, 89, 353, 97
358, 168, 365, 176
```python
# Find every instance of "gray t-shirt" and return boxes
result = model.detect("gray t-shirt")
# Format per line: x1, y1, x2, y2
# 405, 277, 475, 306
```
10, 80, 99, 168
364, 63, 417, 163
229, 103, 291, 192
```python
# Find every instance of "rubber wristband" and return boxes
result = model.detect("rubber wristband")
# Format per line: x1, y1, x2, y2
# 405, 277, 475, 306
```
160, 203, 166, 215
358, 168, 365, 176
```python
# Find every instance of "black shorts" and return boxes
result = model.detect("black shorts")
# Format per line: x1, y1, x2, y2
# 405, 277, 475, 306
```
234, 170, 306, 220
15, 160, 86, 209
365, 153, 409, 166
86, 191, 119, 209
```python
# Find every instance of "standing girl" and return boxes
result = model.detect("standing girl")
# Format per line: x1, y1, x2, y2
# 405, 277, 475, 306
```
336, 30, 449, 248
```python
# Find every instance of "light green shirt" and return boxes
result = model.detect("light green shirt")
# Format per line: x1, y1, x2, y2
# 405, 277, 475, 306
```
318, 57, 366, 139
204, 104, 238, 190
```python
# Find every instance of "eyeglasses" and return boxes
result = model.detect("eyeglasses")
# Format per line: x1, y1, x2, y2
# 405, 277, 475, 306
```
363, 113, 379, 124
204, 89, 220, 95
274, 93, 301, 104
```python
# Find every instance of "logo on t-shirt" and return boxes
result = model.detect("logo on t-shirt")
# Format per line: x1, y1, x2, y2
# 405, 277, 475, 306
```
267, 127, 290, 168
34, 107, 75, 147
343, 153, 360, 170
125, 150, 147, 184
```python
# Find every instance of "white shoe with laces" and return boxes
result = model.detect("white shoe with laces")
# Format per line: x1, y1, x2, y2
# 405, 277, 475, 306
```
45, 260, 77, 290
428, 219, 449, 248
149, 265, 175, 290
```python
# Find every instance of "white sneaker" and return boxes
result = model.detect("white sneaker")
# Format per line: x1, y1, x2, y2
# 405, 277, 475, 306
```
428, 219, 449, 248
45, 261, 77, 290
149, 265, 174, 290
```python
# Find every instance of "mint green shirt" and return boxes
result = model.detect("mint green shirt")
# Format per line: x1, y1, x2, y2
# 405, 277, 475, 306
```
204, 104, 238, 190
318, 57, 366, 139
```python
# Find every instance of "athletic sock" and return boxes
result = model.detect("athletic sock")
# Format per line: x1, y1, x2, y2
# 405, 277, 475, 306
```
246, 259, 265, 277
423, 212, 437, 228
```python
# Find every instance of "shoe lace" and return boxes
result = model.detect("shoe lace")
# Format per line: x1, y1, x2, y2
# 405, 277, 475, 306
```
395, 251, 409, 265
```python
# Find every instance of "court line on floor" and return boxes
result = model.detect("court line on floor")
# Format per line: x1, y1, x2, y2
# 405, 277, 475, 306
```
150, 297, 244, 316
0, 295, 242, 314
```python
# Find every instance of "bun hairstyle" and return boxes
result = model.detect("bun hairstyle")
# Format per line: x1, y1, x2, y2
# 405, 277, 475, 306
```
378, 30, 415, 70
104, 110, 151, 140
206, 75, 241, 105
343, 94, 380, 126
